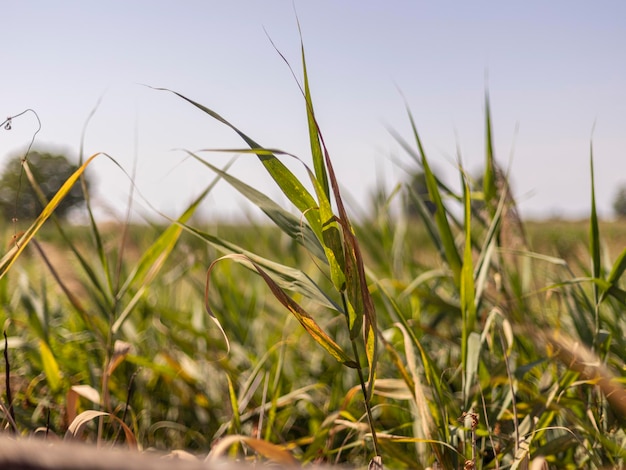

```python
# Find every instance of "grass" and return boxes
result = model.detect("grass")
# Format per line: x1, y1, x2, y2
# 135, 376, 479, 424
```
1, 43, 625, 469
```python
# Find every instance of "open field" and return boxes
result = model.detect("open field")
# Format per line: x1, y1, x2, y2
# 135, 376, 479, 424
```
1, 206, 624, 470
1, 62, 625, 469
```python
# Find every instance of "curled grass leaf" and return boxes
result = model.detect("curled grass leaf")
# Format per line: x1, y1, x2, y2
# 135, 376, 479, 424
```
65, 410, 137, 449
205, 254, 357, 367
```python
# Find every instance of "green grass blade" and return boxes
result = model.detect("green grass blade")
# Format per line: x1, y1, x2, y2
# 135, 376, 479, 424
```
589, 148, 601, 294
406, 107, 462, 286
300, 37, 329, 201
607, 247, 626, 286
297, 41, 348, 297
267, 32, 347, 292
186, 150, 326, 261
589, 147, 601, 338
112, 169, 228, 334
406, 181, 445, 259
226, 374, 242, 434
188, 146, 345, 291
390, 128, 460, 198
39, 339, 62, 393
460, 176, 476, 404
155, 88, 320, 226
483, 93, 497, 215
316, 127, 378, 397
599, 247, 626, 306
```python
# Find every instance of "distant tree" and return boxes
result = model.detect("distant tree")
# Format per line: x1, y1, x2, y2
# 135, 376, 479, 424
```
406, 171, 436, 217
613, 184, 626, 218
0, 150, 89, 221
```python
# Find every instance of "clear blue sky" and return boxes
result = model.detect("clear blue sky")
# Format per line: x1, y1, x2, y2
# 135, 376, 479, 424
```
2, 1, 625, 222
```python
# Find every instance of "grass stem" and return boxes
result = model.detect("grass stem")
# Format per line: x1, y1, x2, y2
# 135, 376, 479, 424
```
341, 293, 381, 459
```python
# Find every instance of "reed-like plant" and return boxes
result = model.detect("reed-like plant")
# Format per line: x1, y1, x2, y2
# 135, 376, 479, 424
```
0, 38, 624, 470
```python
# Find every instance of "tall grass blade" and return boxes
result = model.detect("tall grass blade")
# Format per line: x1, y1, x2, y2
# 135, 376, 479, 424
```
299, 34, 329, 201
111, 168, 224, 334
483, 93, 498, 215
606, 247, 626, 286
38, 339, 62, 393
167, 88, 345, 290
186, 150, 325, 261
266, 41, 348, 293
601, 247, 626, 305
319, 135, 378, 399
226, 374, 241, 434
589, 147, 601, 310
460, 175, 476, 401
278, 45, 376, 378
405, 107, 462, 286
406, 184, 446, 262
296, 38, 347, 293
155, 88, 321, 228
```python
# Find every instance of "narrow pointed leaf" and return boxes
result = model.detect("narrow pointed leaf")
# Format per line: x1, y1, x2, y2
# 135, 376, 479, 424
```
112, 168, 224, 334
39, 339, 62, 393
186, 150, 326, 261
319, 130, 378, 393
589, 148, 601, 308
607, 247, 626, 286
460, 175, 476, 388
599, 247, 626, 304
300, 38, 330, 200
406, 107, 462, 285
155, 88, 320, 226
483, 93, 498, 214
226, 374, 241, 434
265, 31, 347, 291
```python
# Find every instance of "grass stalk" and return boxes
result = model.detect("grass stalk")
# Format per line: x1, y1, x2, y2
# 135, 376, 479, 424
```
341, 292, 381, 458
2, 331, 15, 432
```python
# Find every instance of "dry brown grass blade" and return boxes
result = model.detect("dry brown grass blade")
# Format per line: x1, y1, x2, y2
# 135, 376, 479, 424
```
65, 410, 137, 449
206, 434, 298, 466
